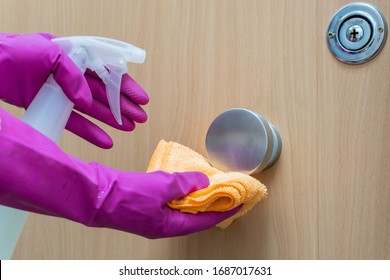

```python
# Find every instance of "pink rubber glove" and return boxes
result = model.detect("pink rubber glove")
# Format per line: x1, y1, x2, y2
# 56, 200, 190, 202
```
0, 109, 240, 238
0, 32, 149, 149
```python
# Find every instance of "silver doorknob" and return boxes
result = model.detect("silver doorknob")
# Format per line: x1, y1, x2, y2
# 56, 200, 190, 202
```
205, 108, 282, 175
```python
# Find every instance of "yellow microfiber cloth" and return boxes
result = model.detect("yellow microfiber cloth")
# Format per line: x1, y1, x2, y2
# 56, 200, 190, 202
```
147, 140, 267, 228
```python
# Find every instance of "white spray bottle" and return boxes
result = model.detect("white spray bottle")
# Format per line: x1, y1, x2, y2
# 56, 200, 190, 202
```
0, 36, 146, 259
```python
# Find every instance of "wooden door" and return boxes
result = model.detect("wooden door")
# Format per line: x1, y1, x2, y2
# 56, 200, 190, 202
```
0, 0, 389, 259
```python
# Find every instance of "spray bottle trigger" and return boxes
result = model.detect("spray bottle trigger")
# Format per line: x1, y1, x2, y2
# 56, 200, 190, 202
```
102, 64, 127, 125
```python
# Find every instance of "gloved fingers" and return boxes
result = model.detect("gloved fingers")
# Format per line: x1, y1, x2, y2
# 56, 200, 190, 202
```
38, 37, 149, 108
162, 172, 210, 203
119, 95, 148, 123
65, 111, 113, 149
85, 69, 149, 105
37, 32, 92, 111
75, 97, 137, 131
85, 74, 148, 123
120, 74, 149, 105
52, 48, 93, 111
164, 205, 243, 238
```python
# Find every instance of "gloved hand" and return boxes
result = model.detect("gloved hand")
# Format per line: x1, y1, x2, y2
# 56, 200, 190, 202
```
0, 109, 240, 238
0, 32, 149, 149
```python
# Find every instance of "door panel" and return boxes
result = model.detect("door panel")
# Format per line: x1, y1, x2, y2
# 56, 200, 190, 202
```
0, 0, 389, 259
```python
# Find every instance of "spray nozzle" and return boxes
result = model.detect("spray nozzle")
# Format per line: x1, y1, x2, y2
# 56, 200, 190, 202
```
52, 36, 146, 125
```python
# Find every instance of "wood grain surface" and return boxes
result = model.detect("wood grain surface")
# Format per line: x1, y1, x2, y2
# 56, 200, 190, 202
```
0, 0, 389, 259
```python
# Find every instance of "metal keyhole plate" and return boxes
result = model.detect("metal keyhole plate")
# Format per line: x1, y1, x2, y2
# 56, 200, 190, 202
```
327, 2, 388, 64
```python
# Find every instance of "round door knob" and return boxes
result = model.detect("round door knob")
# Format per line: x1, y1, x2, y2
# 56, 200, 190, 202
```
205, 108, 282, 175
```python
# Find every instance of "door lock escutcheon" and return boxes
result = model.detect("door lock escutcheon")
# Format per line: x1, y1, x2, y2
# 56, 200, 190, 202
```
327, 2, 388, 64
